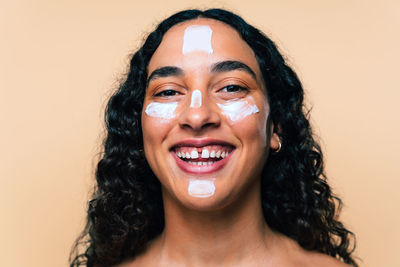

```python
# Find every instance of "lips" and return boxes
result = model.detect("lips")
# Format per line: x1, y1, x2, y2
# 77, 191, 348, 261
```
170, 139, 235, 174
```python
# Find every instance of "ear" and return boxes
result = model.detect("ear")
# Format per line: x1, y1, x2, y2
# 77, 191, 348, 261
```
269, 132, 280, 151
268, 122, 281, 151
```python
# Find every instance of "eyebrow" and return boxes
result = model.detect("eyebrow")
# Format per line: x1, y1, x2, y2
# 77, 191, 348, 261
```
146, 60, 257, 86
147, 66, 184, 86
211, 60, 257, 80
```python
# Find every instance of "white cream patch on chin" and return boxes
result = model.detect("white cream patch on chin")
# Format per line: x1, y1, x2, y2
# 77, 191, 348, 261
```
182, 25, 213, 54
145, 102, 178, 119
188, 179, 215, 198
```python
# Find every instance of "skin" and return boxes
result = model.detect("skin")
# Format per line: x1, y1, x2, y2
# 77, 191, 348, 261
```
119, 18, 349, 267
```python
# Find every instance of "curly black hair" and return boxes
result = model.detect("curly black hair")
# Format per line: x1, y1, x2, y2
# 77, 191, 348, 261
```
70, 8, 357, 267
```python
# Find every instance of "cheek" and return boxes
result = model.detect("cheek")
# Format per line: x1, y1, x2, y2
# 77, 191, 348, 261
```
145, 102, 178, 119
141, 114, 175, 162
217, 98, 259, 123
230, 113, 268, 148
142, 101, 178, 145
218, 97, 269, 148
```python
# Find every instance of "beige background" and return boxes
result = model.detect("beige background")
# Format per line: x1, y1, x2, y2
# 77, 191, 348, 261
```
1, 0, 399, 266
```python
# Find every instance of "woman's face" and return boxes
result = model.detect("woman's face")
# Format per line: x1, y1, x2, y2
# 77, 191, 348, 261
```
142, 18, 279, 210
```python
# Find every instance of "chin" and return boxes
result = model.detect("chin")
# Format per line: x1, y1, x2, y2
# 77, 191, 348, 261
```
178, 193, 234, 212
163, 177, 241, 212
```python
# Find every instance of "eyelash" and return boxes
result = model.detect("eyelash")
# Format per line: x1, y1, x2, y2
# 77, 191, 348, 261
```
219, 84, 249, 94
154, 89, 180, 97
153, 85, 249, 98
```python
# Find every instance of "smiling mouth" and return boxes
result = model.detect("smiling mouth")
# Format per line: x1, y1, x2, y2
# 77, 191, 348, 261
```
171, 142, 235, 174
175, 145, 234, 165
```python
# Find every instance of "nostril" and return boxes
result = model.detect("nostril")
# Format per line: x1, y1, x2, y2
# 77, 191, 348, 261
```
177, 100, 221, 131
202, 122, 218, 129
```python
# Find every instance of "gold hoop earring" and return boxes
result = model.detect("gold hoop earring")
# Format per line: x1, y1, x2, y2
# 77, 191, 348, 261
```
275, 141, 282, 153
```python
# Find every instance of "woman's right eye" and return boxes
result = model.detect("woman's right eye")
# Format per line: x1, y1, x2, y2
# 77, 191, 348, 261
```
154, 89, 179, 97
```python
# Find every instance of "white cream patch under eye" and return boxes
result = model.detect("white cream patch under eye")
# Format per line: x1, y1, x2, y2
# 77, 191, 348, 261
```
188, 179, 215, 198
145, 102, 178, 119
190, 89, 202, 108
182, 25, 213, 54
217, 97, 260, 123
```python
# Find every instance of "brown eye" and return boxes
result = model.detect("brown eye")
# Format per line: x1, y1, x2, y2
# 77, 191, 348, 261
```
217, 84, 249, 100
154, 89, 180, 97
222, 85, 248, 93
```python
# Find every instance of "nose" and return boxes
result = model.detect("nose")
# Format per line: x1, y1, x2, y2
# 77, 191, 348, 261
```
178, 90, 221, 132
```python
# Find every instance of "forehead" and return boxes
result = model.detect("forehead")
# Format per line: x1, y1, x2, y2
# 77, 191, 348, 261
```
147, 18, 260, 75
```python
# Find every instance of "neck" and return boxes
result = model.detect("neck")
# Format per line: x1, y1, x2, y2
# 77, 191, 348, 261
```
155, 181, 280, 266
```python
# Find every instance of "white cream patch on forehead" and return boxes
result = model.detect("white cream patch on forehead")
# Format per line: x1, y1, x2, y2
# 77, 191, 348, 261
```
217, 97, 260, 123
188, 179, 215, 198
145, 102, 178, 119
182, 25, 213, 54
190, 89, 202, 108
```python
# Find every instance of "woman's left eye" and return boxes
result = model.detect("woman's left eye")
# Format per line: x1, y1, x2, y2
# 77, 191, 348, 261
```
217, 85, 249, 99
221, 85, 248, 93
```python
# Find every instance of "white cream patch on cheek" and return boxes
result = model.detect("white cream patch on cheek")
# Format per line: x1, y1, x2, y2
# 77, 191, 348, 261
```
145, 102, 178, 119
217, 97, 260, 123
182, 25, 213, 54
188, 179, 215, 198
190, 89, 202, 108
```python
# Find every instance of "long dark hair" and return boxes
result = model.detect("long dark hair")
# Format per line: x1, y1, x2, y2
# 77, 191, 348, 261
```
70, 8, 357, 266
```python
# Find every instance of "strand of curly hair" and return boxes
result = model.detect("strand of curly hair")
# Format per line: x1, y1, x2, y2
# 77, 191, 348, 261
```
70, 8, 357, 267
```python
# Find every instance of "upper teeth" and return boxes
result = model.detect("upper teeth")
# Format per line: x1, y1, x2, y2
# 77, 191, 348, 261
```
210, 150, 215, 158
190, 150, 198, 159
201, 149, 209, 158
176, 148, 229, 159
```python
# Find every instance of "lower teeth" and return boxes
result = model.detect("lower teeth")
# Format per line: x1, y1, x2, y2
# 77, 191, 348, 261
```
187, 161, 215, 166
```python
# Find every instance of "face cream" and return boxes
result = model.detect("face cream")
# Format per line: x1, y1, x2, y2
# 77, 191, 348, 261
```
182, 25, 213, 54
145, 102, 178, 119
217, 97, 259, 123
190, 89, 202, 108
188, 179, 215, 198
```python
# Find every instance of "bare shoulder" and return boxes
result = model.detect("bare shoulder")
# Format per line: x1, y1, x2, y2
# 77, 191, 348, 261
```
115, 255, 148, 267
279, 236, 351, 267
300, 250, 352, 267
114, 251, 156, 267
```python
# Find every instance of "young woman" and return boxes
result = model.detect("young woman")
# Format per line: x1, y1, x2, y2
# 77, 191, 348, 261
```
70, 9, 357, 267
